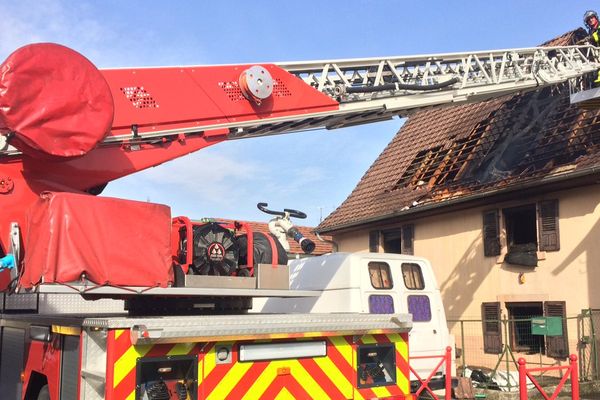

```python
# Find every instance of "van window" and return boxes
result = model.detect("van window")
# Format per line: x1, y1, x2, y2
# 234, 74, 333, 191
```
368, 262, 393, 289
401, 263, 425, 289
369, 295, 394, 314
408, 295, 432, 322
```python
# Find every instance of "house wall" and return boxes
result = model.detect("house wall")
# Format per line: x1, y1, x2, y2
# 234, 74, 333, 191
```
331, 184, 600, 319
335, 231, 370, 253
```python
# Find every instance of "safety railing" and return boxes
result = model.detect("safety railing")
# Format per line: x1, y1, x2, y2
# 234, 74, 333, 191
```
409, 346, 452, 400
518, 354, 579, 400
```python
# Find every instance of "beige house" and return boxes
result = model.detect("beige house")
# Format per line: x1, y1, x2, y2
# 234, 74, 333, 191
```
317, 29, 600, 361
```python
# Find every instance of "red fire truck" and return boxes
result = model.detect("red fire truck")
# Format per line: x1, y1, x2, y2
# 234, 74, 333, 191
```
0, 42, 598, 399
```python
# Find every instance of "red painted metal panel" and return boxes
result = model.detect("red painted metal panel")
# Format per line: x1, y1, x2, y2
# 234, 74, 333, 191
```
22, 337, 62, 400
101, 64, 338, 137
102, 67, 228, 134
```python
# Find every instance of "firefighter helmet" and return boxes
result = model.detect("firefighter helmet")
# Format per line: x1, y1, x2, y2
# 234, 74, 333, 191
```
584, 10, 599, 30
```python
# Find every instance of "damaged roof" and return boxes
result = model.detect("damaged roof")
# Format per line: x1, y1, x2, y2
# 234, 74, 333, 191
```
318, 29, 600, 233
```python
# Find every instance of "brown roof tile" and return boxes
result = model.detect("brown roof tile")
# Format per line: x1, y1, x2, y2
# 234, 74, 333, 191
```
319, 28, 600, 233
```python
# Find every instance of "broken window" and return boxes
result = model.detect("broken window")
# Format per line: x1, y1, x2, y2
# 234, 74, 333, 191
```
482, 200, 560, 265
378, 224, 414, 255
382, 229, 402, 253
503, 205, 538, 267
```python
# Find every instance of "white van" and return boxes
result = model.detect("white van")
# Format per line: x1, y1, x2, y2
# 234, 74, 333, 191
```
255, 252, 455, 385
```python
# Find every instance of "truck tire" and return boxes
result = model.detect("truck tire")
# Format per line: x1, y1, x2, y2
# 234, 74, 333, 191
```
37, 385, 50, 400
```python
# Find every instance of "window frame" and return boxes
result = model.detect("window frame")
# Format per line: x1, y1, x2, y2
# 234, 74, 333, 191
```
368, 262, 394, 290
401, 262, 425, 290
505, 301, 545, 353
382, 229, 402, 254
503, 204, 538, 248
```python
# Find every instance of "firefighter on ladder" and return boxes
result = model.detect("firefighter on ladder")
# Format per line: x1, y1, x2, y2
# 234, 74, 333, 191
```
584, 10, 600, 85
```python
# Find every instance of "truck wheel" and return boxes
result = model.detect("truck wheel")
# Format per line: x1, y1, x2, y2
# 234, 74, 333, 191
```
37, 385, 50, 400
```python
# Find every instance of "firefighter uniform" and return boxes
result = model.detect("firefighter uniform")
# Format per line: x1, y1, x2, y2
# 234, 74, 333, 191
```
584, 10, 600, 84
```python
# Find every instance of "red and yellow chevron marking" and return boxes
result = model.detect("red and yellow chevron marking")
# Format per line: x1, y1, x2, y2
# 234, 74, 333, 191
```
105, 329, 410, 400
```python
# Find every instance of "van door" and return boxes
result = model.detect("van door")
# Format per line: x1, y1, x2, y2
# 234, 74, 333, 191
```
399, 262, 446, 379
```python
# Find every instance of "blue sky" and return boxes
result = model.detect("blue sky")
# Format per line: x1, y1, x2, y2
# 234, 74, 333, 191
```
0, 1, 594, 226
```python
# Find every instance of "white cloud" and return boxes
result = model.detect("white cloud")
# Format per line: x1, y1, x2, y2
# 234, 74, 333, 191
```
0, 1, 113, 60
289, 166, 327, 186
145, 151, 256, 183
105, 147, 266, 212
0, 1, 197, 68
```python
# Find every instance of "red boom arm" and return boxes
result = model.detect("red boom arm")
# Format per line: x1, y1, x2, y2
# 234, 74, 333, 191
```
0, 43, 338, 288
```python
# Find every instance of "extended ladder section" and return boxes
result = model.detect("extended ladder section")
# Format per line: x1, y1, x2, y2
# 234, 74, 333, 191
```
111, 44, 600, 143
274, 45, 600, 131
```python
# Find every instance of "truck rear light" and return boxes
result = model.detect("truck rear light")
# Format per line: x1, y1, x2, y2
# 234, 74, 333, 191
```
239, 340, 326, 362
357, 343, 396, 388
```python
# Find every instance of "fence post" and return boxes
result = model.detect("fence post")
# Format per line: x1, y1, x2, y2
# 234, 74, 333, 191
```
518, 358, 527, 400
504, 316, 511, 391
590, 308, 599, 380
570, 354, 579, 400
460, 320, 466, 371
445, 346, 452, 400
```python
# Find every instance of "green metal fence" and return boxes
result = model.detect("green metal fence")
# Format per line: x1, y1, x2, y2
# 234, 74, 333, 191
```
447, 310, 600, 391
579, 309, 599, 382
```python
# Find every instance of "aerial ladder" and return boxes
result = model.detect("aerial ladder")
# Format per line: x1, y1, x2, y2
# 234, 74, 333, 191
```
0, 42, 598, 400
